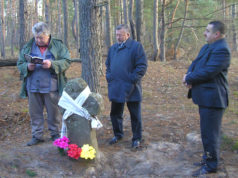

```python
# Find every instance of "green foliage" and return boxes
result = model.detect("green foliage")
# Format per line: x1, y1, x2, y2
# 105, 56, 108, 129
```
221, 134, 238, 152
232, 141, 238, 151
25, 169, 37, 177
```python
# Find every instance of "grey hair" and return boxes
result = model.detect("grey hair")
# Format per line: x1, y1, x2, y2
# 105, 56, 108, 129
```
32, 22, 50, 36
116, 24, 130, 33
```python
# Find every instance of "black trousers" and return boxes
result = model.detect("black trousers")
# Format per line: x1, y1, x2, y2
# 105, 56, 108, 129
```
199, 106, 224, 171
110, 101, 142, 141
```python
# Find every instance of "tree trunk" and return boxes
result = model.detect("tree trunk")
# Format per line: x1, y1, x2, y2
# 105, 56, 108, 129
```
152, 0, 159, 61
0, 0, 5, 58
57, 0, 62, 39
79, 0, 102, 92
34, 0, 38, 24
0, 59, 17, 67
10, 0, 15, 56
72, 0, 79, 56
62, 0, 69, 48
105, 0, 112, 49
119, 0, 123, 24
135, 0, 144, 42
19, 0, 25, 50
45, 0, 50, 25
232, 3, 237, 52
123, 0, 128, 25
128, 0, 136, 40
159, 0, 166, 62
222, 0, 226, 21
174, 0, 189, 60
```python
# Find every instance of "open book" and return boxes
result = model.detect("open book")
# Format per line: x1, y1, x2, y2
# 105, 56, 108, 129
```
24, 54, 44, 64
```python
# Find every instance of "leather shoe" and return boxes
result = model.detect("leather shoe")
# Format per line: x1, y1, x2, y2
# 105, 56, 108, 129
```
51, 134, 60, 141
27, 137, 44, 146
192, 166, 216, 177
132, 140, 140, 148
109, 136, 122, 145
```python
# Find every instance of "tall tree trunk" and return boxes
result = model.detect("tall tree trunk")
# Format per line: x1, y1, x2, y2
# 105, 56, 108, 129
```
34, 0, 38, 24
222, 0, 226, 21
57, 0, 62, 39
72, 0, 79, 56
159, 0, 166, 62
123, 0, 128, 24
10, 0, 15, 56
45, 0, 50, 25
174, 0, 189, 60
0, 0, 5, 58
79, 0, 102, 92
19, 0, 25, 50
128, 0, 136, 40
135, 0, 143, 42
105, 0, 112, 49
119, 0, 123, 24
152, 0, 159, 61
62, 0, 69, 48
231, 3, 237, 52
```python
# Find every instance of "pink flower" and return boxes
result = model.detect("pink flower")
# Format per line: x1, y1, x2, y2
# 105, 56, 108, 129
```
53, 136, 70, 149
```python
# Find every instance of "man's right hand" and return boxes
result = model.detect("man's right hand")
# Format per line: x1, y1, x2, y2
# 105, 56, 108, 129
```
28, 63, 36, 71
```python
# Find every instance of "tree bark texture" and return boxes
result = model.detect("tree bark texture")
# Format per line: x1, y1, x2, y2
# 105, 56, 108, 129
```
57, 0, 62, 39
0, 0, 5, 58
135, 0, 143, 42
105, 0, 112, 49
45, 0, 50, 25
232, 3, 237, 52
62, 0, 69, 48
79, 0, 102, 93
72, 0, 79, 56
128, 0, 136, 40
123, 0, 128, 25
159, 0, 166, 62
19, 0, 25, 50
152, 0, 159, 61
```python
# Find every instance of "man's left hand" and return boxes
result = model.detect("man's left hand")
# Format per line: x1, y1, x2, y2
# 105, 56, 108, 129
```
42, 59, 51, 69
183, 74, 192, 89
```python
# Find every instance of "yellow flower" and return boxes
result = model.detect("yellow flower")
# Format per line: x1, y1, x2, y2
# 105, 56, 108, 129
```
80, 144, 96, 160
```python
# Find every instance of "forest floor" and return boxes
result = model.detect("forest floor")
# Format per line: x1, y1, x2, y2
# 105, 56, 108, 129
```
0, 58, 238, 178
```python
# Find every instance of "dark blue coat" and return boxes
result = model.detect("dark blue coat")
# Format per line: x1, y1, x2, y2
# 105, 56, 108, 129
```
185, 39, 231, 108
106, 38, 147, 103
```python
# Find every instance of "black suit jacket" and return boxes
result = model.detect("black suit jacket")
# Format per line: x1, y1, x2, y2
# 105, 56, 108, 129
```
186, 39, 231, 108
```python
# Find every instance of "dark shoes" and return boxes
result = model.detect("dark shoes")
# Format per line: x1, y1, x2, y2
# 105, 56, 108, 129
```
27, 137, 44, 146
132, 140, 140, 148
51, 134, 60, 141
192, 166, 216, 177
109, 136, 122, 145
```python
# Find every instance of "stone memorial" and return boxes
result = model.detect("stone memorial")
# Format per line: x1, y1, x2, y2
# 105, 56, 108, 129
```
58, 78, 103, 156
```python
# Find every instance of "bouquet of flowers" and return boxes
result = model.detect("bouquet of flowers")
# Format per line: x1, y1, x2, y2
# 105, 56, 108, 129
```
53, 136, 96, 160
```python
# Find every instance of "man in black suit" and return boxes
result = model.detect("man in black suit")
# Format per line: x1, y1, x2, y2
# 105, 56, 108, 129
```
183, 21, 231, 176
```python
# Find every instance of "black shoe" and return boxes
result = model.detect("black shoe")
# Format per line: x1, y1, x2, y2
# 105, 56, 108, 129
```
193, 160, 206, 166
27, 137, 44, 146
109, 136, 122, 145
192, 166, 216, 177
51, 134, 60, 141
132, 140, 140, 148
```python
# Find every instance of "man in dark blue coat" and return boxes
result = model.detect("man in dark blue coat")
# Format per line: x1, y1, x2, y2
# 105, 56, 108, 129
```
183, 21, 231, 176
105, 24, 147, 148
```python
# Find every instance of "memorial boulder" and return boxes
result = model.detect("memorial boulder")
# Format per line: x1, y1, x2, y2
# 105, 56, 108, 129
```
58, 78, 103, 157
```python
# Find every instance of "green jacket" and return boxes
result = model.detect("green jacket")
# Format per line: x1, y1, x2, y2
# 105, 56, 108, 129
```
17, 37, 71, 98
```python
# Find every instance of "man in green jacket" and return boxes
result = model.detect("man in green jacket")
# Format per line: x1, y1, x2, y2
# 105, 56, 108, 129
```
17, 22, 71, 146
